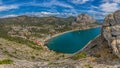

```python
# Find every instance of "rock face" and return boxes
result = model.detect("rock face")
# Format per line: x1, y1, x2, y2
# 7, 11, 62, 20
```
102, 10, 120, 58
72, 14, 96, 27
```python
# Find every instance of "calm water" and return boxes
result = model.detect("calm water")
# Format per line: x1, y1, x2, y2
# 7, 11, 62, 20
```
47, 27, 101, 54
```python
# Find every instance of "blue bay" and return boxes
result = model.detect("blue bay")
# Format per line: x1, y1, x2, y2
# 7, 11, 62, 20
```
47, 27, 101, 54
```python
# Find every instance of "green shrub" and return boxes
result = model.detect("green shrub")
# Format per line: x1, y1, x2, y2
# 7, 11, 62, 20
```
0, 59, 13, 64
85, 64, 93, 68
93, 54, 101, 58
71, 52, 86, 60
31, 56, 35, 59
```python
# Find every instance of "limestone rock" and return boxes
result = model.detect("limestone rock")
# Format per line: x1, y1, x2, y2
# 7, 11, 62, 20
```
72, 14, 96, 27
102, 10, 120, 58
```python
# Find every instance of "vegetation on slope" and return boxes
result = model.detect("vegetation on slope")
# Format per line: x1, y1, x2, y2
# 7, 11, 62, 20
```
0, 59, 13, 64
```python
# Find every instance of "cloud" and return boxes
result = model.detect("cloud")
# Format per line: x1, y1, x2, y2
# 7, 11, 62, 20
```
1, 0, 118, 20
100, 2, 119, 13
27, 12, 60, 17
24, 11, 76, 17
40, 12, 60, 15
113, 0, 120, 3
0, 14, 18, 18
71, 0, 91, 4
0, 5, 19, 12
0, 11, 77, 18
26, 0, 77, 15
102, 0, 120, 3
28, 0, 73, 8
53, 1, 73, 8
87, 10, 107, 19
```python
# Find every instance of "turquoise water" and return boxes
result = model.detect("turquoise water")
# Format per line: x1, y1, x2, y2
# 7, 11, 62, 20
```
47, 27, 101, 54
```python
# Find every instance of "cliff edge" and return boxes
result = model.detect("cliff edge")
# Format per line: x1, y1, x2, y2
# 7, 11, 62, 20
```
102, 10, 120, 58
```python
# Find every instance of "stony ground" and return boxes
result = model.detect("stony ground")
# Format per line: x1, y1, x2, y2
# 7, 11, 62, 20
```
0, 36, 120, 68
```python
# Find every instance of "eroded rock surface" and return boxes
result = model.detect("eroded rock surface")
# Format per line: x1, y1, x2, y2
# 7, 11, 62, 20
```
72, 14, 96, 28
102, 10, 120, 58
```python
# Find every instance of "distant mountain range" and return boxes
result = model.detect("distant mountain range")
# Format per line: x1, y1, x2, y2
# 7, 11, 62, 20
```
0, 13, 103, 23
0, 12, 77, 18
0, 14, 100, 42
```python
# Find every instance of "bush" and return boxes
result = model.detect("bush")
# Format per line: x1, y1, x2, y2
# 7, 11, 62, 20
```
0, 59, 13, 64
71, 52, 86, 60
85, 64, 93, 68
93, 54, 101, 58
31, 56, 35, 59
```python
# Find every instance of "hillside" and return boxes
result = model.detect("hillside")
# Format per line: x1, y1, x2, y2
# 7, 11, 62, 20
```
0, 15, 100, 68
0, 15, 99, 45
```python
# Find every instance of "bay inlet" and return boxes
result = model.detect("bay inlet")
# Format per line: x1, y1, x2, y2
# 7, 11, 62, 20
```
47, 27, 101, 54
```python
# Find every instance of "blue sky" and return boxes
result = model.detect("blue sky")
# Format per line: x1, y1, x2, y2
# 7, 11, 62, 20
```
0, 0, 120, 19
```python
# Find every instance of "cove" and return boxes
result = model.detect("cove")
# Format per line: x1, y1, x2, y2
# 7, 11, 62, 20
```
47, 27, 101, 54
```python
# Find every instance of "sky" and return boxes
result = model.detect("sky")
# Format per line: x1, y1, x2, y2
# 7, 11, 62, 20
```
0, 0, 120, 19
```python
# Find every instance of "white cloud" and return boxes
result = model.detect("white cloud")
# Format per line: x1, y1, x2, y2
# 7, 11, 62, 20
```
29, 0, 73, 8
0, 14, 18, 18
0, 5, 19, 11
88, 10, 107, 19
113, 0, 120, 3
100, 2, 119, 13
37, 11, 77, 17
17, 12, 61, 17
20, 11, 76, 18
102, 0, 120, 3
71, 0, 90, 4
27, 0, 77, 15
54, 1, 73, 8
40, 12, 60, 15
91, 5, 99, 9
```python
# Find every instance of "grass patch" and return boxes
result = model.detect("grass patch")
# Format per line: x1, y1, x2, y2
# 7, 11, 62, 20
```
0, 59, 13, 64
71, 52, 86, 60
48, 62, 59, 65
85, 64, 93, 68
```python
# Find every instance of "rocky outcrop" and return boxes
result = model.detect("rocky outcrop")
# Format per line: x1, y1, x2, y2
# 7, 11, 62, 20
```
102, 10, 120, 58
72, 14, 96, 28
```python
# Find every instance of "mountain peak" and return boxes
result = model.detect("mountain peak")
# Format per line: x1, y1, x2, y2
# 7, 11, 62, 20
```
72, 14, 96, 28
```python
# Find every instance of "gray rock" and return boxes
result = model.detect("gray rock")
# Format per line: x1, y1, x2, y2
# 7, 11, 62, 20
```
72, 14, 96, 27
102, 10, 120, 58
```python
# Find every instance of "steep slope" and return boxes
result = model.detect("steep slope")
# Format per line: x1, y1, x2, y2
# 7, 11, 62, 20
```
72, 14, 97, 29
102, 10, 120, 58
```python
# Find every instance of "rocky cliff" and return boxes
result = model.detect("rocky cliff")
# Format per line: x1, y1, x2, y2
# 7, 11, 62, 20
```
72, 14, 97, 29
102, 10, 120, 58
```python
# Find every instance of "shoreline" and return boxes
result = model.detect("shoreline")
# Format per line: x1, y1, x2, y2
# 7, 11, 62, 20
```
73, 34, 101, 55
65, 35, 101, 58
44, 25, 101, 45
